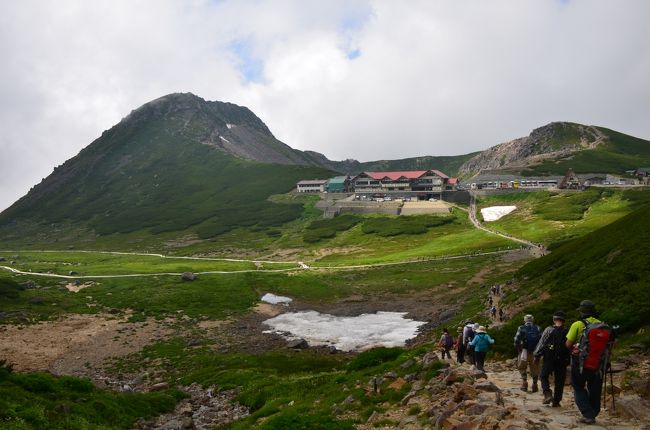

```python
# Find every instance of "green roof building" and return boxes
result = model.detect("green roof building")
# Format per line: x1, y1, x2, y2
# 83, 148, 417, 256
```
326, 176, 350, 193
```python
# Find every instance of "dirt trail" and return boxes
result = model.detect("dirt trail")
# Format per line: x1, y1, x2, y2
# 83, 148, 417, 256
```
487, 363, 643, 429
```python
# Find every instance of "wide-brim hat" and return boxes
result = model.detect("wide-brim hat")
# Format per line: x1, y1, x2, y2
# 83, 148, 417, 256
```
476, 326, 487, 334
577, 300, 597, 314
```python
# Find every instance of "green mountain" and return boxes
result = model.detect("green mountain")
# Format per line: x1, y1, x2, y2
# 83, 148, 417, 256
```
459, 122, 650, 177
0, 93, 333, 237
491, 199, 650, 354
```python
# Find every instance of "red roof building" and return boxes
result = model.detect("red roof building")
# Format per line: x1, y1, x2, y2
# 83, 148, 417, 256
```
352, 169, 452, 193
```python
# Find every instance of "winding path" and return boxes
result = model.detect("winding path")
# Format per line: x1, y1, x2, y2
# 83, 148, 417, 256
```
468, 193, 547, 256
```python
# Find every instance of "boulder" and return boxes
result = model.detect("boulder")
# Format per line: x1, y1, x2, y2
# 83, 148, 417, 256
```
388, 377, 407, 390
474, 381, 500, 393
422, 351, 440, 369
616, 396, 650, 420
186, 339, 202, 347
181, 272, 197, 281
28, 297, 45, 305
400, 358, 416, 369
0, 257, 5, 261
150, 382, 170, 391
21, 280, 37, 289
286, 338, 309, 349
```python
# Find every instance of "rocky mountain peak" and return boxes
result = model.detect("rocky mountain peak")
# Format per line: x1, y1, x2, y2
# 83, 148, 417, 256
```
458, 122, 608, 176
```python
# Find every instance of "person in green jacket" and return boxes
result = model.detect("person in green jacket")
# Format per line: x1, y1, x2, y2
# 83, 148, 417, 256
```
469, 325, 495, 371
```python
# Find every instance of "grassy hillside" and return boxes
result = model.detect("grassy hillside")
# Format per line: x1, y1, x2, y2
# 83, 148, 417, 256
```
523, 127, 650, 176
0, 112, 332, 238
351, 153, 479, 177
476, 189, 650, 247
491, 202, 650, 355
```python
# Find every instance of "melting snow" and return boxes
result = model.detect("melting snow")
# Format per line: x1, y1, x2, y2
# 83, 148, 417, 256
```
481, 206, 517, 222
219, 135, 231, 144
226, 123, 235, 129
261, 293, 293, 305
263, 311, 426, 351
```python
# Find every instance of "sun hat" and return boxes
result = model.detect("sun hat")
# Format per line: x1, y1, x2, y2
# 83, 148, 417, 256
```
476, 326, 487, 333
577, 300, 597, 315
473, 323, 480, 330
524, 314, 534, 323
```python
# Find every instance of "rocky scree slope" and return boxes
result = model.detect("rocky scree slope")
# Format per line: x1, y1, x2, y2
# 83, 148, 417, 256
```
458, 122, 608, 176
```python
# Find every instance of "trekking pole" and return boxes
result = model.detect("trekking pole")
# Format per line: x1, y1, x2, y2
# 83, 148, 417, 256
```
609, 363, 616, 413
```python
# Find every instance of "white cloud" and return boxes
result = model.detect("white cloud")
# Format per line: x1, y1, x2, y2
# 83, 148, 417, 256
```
1, 0, 649, 210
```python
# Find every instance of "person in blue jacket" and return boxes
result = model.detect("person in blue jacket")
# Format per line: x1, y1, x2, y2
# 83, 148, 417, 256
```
469, 325, 495, 371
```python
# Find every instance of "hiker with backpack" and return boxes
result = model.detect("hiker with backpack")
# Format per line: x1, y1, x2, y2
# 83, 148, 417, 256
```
460, 320, 474, 364
514, 314, 542, 392
439, 328, 454, 360
469, 325, 494, 371
533, 311, 571, 407
455, 326, 465, 363
466, 323, 479, 365
565, 300, 614, 425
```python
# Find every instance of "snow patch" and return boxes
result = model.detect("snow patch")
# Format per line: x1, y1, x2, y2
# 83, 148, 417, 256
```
261, 293, 293, 305
219, 135, 231, 144
481, 206, 517, 222
226, 123, 235, 129
263, 311, 425, 352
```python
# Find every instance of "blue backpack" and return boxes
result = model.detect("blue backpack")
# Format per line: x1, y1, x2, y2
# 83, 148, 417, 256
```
523, 324, 541, 351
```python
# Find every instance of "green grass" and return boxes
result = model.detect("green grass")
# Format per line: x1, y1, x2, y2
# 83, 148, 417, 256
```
476, 189, 650, 246
361, 214, 454, 237
0, 251, 279, 276
303, 214, 361, 243
522, 126, 650, 176
0, 363, 181, 430
490, 203, 650, 356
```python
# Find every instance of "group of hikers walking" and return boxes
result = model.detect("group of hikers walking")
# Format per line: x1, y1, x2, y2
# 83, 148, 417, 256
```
438, 300, 615, 425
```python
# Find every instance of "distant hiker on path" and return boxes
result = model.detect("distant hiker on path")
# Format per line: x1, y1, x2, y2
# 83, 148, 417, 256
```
534, 311, 570, 407
566, 300, 614, 425
439, 327, 454, 360
514, 314, 541, 392
499, 307, 505, 322
469, 325, 494, 371
490, 305, 497, 319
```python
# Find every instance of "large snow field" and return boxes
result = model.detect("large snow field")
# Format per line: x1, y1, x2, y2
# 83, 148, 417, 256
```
480, 205, 517, 222
263, 311, 426, 352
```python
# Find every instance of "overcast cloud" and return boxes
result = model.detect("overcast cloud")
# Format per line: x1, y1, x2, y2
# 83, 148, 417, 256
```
1, 0, 649, 211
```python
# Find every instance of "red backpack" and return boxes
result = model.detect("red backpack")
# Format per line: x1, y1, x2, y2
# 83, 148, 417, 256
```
579, 320, 614, 372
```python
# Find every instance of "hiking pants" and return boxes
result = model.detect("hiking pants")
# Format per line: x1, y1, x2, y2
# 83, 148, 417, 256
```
467, 345, 475, 365
518, 351, 540, 381
540, 358, 567, 403
571, 358, 602, 420
457, 343, 466, 364
474, 351, 487, 371
441, 347, 452, 360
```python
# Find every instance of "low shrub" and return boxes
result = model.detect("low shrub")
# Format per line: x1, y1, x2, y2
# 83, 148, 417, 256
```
347, 347, 404, 371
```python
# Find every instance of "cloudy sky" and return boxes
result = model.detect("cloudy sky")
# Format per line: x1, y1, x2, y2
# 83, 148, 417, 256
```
1, 0, 649, 211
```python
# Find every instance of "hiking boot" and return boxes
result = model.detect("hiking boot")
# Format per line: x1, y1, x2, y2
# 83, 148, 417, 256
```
542, 390, 553, 405
578, 417, 596, 425
532, 379, 539, 393
551, 401, 561, 408
520, 381, 528, 392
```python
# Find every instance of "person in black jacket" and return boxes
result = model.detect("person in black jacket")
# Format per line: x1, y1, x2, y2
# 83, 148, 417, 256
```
534, 311, 570, 407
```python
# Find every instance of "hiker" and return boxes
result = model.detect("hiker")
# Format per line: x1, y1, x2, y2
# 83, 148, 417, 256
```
499, 307, 505, 322
465, 323, 479, 365
461, 320, 475, 364
469, 325, 494, 371
566, 300, 614, 425
514, 314, 542, 392
490, 305, 497, 319
439, 328, 454, 360
488, 296, 493, 307
455, 326, 465, 363
534, 311, 570, 407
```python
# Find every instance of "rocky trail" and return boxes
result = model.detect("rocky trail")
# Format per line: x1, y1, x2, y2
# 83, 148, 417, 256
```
354, 352, 650, 430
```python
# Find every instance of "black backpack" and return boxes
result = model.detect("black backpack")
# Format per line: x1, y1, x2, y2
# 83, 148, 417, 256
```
545, 326, 570, 364
522, 324, 541, 351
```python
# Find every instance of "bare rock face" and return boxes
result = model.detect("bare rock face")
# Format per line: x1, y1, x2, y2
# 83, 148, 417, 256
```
458, 122, 608, 176
181, 272, 197, 281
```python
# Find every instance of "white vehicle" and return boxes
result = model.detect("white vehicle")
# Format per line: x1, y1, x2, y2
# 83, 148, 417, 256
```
429, 198, 436, 202
376, 198, 384, 202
